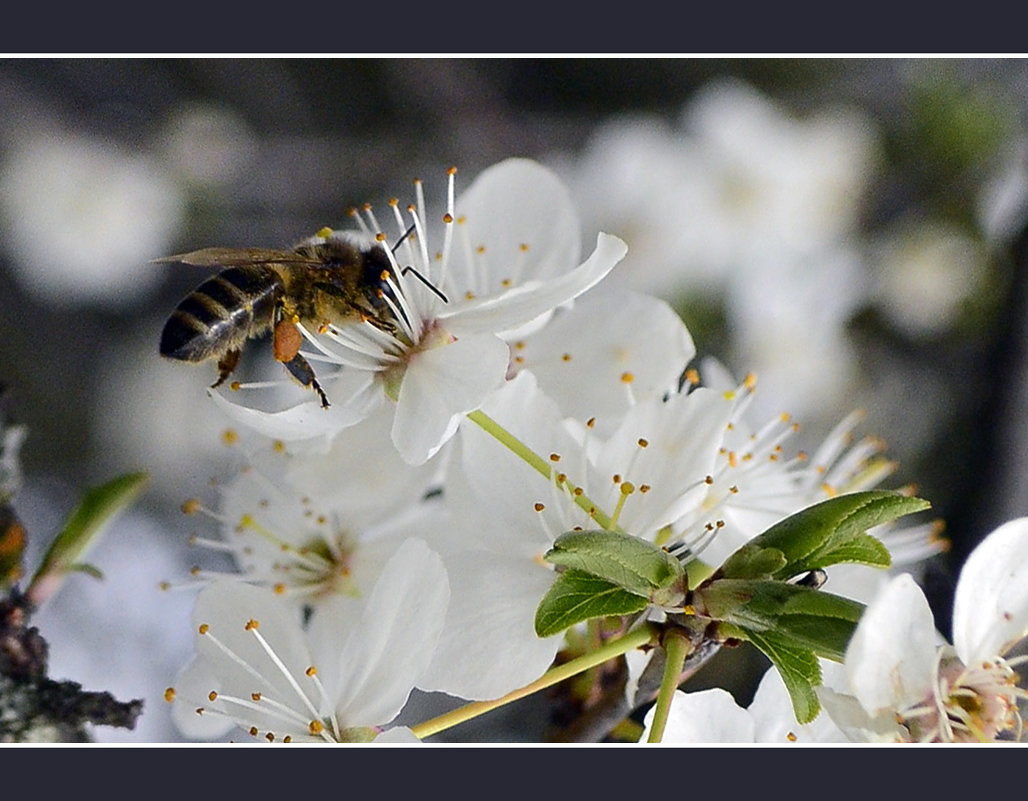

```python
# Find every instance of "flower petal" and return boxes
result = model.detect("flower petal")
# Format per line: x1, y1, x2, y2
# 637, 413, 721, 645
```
328, 538, 449, 727
207, 389, 368, 445
448, 157, 582, 289
416, 550, 560, 700
844, 572, 938, 716
643, 688, 756, 743
438, 232, 627, 337
391, 333, 510, 465
952, 516, 1028, 663
513, 288, 695, 425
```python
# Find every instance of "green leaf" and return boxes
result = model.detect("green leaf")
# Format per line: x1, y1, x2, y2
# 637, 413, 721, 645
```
543, 530, 684, 597
30, 471, 149, 589
694, 580, 863, 661
734, 627, 823, 724
716, 544, 787, 580
534, 569, 649, 637
720, 491, 928, 581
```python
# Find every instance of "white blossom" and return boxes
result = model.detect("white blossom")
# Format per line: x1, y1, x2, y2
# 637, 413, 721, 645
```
819, 518, 1028, 742
167, 539, 448, 742
212, 158, 626, 465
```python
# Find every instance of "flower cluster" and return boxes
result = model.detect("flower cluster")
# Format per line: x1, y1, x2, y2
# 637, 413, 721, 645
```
162, 158, 983, 744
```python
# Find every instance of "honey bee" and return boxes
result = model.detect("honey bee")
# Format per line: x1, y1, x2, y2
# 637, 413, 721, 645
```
158, 234, 409, 408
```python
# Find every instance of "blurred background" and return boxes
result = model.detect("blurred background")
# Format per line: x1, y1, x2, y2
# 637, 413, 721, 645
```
2, 57, 1028, 742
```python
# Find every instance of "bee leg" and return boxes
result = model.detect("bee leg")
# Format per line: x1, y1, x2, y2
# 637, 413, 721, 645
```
212, 349, 242, 388
281, 353, 330, 408
273, 317, 330, 408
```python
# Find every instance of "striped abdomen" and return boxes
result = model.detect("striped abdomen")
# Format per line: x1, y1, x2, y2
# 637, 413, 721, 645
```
160, 265, 282, 362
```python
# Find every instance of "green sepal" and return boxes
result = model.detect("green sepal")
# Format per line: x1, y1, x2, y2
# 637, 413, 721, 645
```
543, 529, 684, 598
719, 490, 928, 581
534, 569, 649, 638
30, 471, 149, 588
695, 579, 863, 661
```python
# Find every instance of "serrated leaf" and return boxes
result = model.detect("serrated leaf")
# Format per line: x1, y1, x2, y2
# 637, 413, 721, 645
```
544, 530, 684, 597
734, 627, 822, 724
30, 471, 149, 589
534, 569, 649, 637
722, 491, 928, 580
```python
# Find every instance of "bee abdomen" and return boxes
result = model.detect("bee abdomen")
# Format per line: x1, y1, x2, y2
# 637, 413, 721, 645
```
160, 266, 282, 362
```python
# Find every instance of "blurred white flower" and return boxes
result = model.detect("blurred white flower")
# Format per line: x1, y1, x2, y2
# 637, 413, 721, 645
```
564, 80, 880, 430
869, 221, 990, 339
568, 79, 878, 300
89, 328, 238, 501
157, 102, 257, 189
0, 132, 185, 308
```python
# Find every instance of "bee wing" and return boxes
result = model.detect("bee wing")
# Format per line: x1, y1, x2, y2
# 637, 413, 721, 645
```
151, 248, 322, 268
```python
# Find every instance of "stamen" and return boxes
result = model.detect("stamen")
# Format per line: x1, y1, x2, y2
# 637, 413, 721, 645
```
246, 624, 325, 725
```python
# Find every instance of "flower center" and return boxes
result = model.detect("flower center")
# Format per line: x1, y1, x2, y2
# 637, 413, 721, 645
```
904, 651, 1026, 742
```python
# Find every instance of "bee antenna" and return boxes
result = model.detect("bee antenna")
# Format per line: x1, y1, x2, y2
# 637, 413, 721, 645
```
401, 266, 449, 303
391, 224, 417, 254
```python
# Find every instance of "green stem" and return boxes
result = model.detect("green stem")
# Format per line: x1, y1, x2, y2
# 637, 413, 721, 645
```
409, 621, 659, 740
465, 409, 613, 530
646, 629, 692, 743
